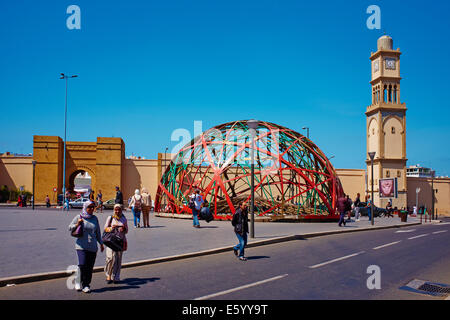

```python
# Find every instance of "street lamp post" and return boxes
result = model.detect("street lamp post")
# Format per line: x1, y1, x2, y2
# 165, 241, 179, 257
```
248, 119, 259, 239
302, 127, 310, 139
415, 187, 420, 217
60, 73, 78, 210
32, 160, 36, 210
368, 152, 376, 226
431, 170, 435, 220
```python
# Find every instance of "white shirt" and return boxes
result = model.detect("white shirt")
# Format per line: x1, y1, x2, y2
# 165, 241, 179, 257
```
191, 194, 204, 210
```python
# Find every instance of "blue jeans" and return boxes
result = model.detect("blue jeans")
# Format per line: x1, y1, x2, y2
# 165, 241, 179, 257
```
368, 207, 372, 220
132, 207, 141, 227
233, 232, 248, 257
64, 199, 70, 211
338, 212, 346, 226
192, 208, 200, 226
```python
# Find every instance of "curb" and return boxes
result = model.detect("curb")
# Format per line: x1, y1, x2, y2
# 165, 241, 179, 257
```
0, 221, 422, 287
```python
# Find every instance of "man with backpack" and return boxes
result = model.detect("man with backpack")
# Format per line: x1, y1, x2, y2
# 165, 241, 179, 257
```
189, 189, 203, 228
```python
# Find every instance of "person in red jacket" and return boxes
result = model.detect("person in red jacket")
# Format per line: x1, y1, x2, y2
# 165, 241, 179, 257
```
337, 194, 348, 227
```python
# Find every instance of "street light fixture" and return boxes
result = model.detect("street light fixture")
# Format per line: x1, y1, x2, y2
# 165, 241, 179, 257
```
302, 127, 310, 139
368, 151, 376, 226
60, 73, 78, 210
247, 119, 259, 239
32, 160, 36, 210
415, 187, 421, 216
431, 170, 435, 220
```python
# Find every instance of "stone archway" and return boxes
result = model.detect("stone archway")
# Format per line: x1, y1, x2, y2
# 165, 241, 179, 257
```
67, 167, 96, 196
33, 136, 124, 203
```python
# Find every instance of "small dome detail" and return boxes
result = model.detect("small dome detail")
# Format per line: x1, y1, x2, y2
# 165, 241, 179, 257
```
377, 35, 393, 50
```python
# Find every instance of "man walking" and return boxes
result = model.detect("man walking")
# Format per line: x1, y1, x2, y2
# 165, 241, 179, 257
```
115, 186, 123, 206
189, 189, 203, 228
232, 201, 249, 261
354, 193, 361, 221
345, 194, 353, 222
337, 193, 347, 227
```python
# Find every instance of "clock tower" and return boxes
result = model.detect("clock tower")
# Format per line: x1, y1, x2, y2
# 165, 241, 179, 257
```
366, 35, 407, 208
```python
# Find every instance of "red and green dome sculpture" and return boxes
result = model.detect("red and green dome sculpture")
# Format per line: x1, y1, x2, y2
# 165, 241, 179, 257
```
155, 120, 343, 220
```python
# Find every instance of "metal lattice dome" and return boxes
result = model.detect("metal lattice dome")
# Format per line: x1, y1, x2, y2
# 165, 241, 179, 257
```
155, 120, 343, 220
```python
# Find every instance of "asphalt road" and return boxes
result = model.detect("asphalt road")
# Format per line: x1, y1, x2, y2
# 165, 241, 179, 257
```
1, 219, 449, 300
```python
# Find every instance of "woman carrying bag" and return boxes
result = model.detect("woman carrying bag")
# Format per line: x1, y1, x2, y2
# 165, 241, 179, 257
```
68, 200, 104, 293
129, 189, 143, 228
104, 204, 128, 284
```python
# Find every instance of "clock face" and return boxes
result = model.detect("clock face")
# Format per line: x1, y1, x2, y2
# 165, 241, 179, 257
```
385, 58, 396, 70
373, 60, 379, 72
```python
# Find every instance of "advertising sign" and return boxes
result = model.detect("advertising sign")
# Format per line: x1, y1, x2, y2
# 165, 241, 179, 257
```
379, 178, 398, 198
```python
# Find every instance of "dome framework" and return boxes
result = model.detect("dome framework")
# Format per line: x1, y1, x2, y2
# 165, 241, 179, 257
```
155, 120, 343, 220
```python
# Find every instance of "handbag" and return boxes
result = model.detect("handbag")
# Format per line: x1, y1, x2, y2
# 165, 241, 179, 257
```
71, 215, 83, 238
102, 216, 124, 252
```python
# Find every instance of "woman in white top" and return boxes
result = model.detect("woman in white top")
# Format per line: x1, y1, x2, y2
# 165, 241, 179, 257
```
129, 189, 143, 228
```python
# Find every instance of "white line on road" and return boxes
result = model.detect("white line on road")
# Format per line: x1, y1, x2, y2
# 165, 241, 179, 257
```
395, 229, 416, 233
432, 230, 448, 234
408, 234, 429, 240
438, 222, 450, 225
308, 251, 365, 269
373, 241, 402, 250
194, 274, 289, 300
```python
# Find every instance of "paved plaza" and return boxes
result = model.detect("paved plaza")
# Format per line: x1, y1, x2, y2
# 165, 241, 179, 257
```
0, 207, 423, 283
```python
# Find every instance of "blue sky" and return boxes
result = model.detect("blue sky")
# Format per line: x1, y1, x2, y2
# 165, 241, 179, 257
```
1, 0, 449, 176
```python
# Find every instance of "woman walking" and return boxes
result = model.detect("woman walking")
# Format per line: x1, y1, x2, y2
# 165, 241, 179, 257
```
68, 200, 104, 293
129, 189, 143, 228
104, 204, 128, 284
231, 201, 249, 261
141, 188, 152, 228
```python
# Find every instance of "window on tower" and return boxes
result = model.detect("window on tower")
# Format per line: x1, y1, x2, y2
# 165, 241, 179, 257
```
391, 127, 395, 134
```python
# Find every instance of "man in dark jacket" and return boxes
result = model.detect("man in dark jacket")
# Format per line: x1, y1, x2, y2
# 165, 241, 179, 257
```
231, 201, 249, 261
115, 186, 123, 206
337, 194, 347, 227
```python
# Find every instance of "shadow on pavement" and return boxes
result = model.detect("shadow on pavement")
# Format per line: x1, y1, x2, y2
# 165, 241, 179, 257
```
0, 228, 57, 232
92, 277, 161, 293
246, 256, 270, 260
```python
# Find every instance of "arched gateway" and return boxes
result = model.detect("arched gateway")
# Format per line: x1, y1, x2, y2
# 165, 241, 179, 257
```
33, 136, 124, 203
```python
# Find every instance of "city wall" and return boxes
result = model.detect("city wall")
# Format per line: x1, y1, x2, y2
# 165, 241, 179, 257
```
1, 137, 449, 216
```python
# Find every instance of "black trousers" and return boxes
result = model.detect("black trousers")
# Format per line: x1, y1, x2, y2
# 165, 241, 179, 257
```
76, 250, 97, 288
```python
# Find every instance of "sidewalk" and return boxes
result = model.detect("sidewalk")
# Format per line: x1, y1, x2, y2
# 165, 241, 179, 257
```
0, 207, 426, 286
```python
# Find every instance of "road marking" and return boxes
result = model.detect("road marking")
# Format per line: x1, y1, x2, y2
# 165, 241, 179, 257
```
432, 230, 448, 234
438, 222, 450, 226
408, 234, 429, 240
395, 229, 416, 233
308, 251, 365, 269
373, 241, 401, 250
194, 274, 289, 300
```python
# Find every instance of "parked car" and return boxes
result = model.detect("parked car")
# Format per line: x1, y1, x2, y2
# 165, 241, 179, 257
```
102, 198, 127, 211
353, 201, 386, 217
68, 198, 90, 209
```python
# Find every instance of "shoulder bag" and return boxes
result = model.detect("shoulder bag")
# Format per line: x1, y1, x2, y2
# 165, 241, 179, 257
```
102, 216, 124, 252
71, 215, 84, 238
